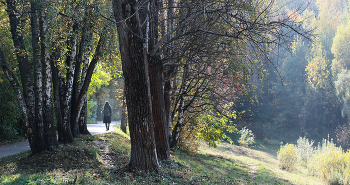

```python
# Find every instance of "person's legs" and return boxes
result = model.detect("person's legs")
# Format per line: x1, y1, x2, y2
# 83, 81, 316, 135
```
105, 122, 108, 131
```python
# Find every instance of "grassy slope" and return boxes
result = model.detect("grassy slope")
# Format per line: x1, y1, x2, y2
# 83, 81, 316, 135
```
0, 126, 324, 184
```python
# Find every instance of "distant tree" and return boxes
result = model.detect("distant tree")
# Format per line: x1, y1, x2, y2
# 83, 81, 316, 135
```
334, 70, 350, 117
332, 15, 350, 119
315, 0, 344, 59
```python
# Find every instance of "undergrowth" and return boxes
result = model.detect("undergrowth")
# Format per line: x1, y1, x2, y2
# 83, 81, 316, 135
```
278, 136, 350, 184
0, 126, 323, 184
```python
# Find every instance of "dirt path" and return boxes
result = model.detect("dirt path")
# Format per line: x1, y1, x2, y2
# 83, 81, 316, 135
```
0, 121, 120, 159
248, 163, 258, 181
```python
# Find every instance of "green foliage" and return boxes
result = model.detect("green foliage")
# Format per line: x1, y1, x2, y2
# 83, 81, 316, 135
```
334, 69, 350, 117
331, 20, 350, 75
254, 36, 311, 141
177, 126, 201, 155
238, 127, 255, 147
277, 143, 299, 171
87, 66, 112, 99
332, 18, 350, 119
198, 113, 237, 148
308, 138, 347, 181
86, 66, 112, 120
306, 43, 330, 90
0, 78, 24, 141
87, 99, 97, 120
277, 137, 350, 184
177, 112, 237, 154
315, 0, 343, 55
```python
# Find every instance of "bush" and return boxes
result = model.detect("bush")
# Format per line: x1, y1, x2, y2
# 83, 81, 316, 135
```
297, 137, 314, 165
178, 113, 236, 155
178, 124, 200, 155
307, 138, 347, 183
277, 143, 299, 171
238, 127, 255, 147
277, 137, 350, 184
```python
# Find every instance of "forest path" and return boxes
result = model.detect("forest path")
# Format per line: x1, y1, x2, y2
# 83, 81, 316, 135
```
248, 163, 258, 181
0, 121, 120, 158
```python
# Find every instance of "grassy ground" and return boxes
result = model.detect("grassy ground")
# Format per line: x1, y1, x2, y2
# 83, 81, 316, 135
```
0, 126, 324, 184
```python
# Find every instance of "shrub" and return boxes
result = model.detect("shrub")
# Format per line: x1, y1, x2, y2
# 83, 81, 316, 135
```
340, 158, 350, 185
277, 143, 299, 171
307, 138, 347, 182
178, 125, 200, 155
238, 127, 255, 147
178, 113, 236, 155
297, 137, 314, 165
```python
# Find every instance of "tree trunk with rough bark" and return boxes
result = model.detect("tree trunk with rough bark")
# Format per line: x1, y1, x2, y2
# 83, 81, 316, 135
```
51, 53, 64, 143
149, 0, 170, 160
79, 99, 89, 134
149, 56, 170, 160
164, 65, 176, 144
113, 0, 159, 172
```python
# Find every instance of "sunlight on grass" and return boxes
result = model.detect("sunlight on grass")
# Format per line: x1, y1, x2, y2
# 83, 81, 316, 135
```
0, 128, 326, 184
199, 142, 325, 184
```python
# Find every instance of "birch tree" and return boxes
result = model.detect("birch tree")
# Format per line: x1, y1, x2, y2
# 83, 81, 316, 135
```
0, 0, 113, 153
0, 0, 57, 153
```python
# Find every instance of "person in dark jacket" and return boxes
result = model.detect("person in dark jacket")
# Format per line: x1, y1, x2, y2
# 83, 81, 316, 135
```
103, 101, 112, 131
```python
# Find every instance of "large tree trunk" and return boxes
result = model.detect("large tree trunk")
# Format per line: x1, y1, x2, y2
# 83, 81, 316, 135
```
78, 22, 93, 135
149, 0, 170, 160
79, 99, 89, 134
164, 65, 176, 144
31, 0, 45, 151
113, 0, 159, 172
163, 0, 176, 144
149, 56, 170, 160
51, 54, 64, 143
70, 23, 86, 137
39, 8, 57, 150
61, 23, 79, 143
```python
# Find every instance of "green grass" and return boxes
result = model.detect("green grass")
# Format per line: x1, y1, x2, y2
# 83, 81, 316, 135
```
0, 126, 324, 184
87, 119, 97, 124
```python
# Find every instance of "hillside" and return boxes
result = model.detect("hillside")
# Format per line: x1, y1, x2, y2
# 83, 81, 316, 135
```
0, 126, 324, 184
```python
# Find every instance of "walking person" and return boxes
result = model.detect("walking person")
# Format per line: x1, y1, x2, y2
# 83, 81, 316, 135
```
103, 101, 112, 131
